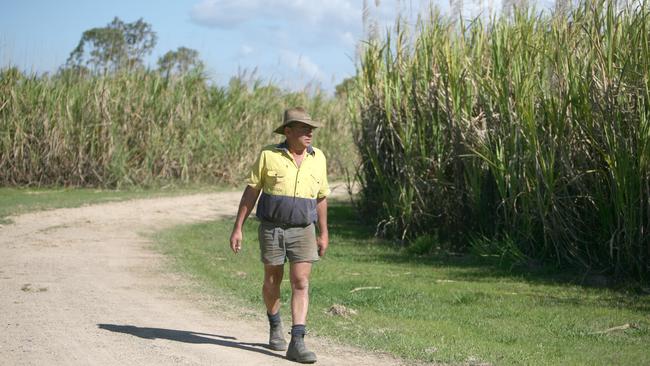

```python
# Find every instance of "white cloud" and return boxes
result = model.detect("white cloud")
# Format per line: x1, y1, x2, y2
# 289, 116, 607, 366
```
190, 0, 360, 29
338, 31, 356, 48
190, 0, 531, 92
239, 44, 254, 57
190, 0, 255, 28
279, 50, 326, 82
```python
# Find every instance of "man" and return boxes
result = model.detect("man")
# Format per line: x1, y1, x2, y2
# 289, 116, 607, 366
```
229, 107, 330, 364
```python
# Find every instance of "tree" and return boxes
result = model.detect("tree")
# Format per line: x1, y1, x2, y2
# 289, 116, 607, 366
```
66, 17, 157, 73
157, 47, 204, 77
334, 76, 357, 99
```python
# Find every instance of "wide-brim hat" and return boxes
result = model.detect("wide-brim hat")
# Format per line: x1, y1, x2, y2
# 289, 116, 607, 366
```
273, 107, 323, 134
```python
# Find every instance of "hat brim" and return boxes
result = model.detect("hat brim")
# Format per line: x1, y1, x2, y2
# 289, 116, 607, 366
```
273, 119, 323, 134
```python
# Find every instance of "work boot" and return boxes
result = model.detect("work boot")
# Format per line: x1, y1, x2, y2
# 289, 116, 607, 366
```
286, 327, 317, 363
269, 322, 288, 351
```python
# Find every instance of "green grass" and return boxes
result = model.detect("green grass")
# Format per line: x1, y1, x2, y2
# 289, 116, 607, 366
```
0, 184, 223, 224
154, 201, 650, 365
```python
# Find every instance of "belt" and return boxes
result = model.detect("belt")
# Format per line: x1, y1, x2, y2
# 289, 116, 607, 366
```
260, 220, 312, 229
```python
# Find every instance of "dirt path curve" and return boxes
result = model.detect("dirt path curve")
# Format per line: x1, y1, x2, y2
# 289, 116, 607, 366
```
0, 185, 404, 366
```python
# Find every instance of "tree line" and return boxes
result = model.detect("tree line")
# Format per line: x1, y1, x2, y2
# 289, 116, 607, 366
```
63, 17, 203, 77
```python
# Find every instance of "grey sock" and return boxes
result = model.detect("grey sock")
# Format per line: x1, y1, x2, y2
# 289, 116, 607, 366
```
291, 324, 306, 337
267, 311, 281, 326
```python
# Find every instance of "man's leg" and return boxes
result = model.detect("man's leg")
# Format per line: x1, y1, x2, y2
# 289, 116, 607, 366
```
289, 262, 312, 325
263, 264, 287, 351
263, 264, 284, 314
286, 261, 317, 363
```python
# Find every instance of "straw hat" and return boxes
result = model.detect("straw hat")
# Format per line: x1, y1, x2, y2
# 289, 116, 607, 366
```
273, 107, 323, 134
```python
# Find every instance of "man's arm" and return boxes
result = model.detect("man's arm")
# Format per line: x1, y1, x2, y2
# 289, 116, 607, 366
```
230, 185, 261, 254
316, 197, 328, 257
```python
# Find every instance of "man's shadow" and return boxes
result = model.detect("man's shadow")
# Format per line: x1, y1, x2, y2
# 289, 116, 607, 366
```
97, 324, 285, 360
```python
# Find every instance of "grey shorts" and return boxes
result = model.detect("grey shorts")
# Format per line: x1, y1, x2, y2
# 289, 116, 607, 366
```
258, 221, 319, 265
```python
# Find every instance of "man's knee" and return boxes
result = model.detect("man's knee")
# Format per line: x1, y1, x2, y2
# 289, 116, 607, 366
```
264, 266, 284, 287
264, 280, 281, 293
291, 275, 309, 291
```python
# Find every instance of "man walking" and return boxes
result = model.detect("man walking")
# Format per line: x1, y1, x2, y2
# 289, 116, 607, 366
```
229, 107, 330, 363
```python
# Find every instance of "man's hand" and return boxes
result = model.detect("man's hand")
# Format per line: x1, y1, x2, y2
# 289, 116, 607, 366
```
230, 229, 243, 254
230, 186, 261, 255
316, 196, 328, 257
317, 233, 329, 257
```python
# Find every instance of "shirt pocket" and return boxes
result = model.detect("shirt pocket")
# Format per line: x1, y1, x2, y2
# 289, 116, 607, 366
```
309, 173, 321, 198
265, 170, 285, 195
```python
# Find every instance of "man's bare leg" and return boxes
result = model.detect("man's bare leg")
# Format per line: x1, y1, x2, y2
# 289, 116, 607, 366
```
263, 264, 287, 350
263, 264, 284, 314
289, 262, 312, 324
286, 261, 317, 363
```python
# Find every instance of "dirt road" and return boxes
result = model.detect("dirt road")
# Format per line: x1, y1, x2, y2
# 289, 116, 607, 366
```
0, 186, 404, 365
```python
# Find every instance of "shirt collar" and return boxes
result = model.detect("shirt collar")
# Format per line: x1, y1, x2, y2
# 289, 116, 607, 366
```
276, 140, 315, 155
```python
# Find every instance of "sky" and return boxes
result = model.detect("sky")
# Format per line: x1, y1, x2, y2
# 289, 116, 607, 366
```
0, 0, 555, 93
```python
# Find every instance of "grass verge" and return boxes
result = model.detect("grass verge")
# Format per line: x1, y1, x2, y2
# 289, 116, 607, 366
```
153, 200, 650, 365
0, 184, 224, 224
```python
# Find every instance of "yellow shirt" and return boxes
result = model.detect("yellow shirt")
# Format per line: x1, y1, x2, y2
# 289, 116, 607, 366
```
248, 141, 330, 225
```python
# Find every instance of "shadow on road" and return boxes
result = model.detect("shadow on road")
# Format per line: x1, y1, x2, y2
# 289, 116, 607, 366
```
97, 324, 285, 360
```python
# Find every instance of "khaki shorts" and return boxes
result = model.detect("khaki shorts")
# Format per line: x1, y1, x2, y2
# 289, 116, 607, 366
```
258, 221, 319, 265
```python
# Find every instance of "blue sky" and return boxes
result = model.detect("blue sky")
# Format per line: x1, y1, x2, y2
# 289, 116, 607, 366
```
0, 0, 545, 93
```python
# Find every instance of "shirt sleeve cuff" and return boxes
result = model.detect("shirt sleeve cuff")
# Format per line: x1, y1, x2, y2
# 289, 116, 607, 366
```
317, 188, 331, 199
